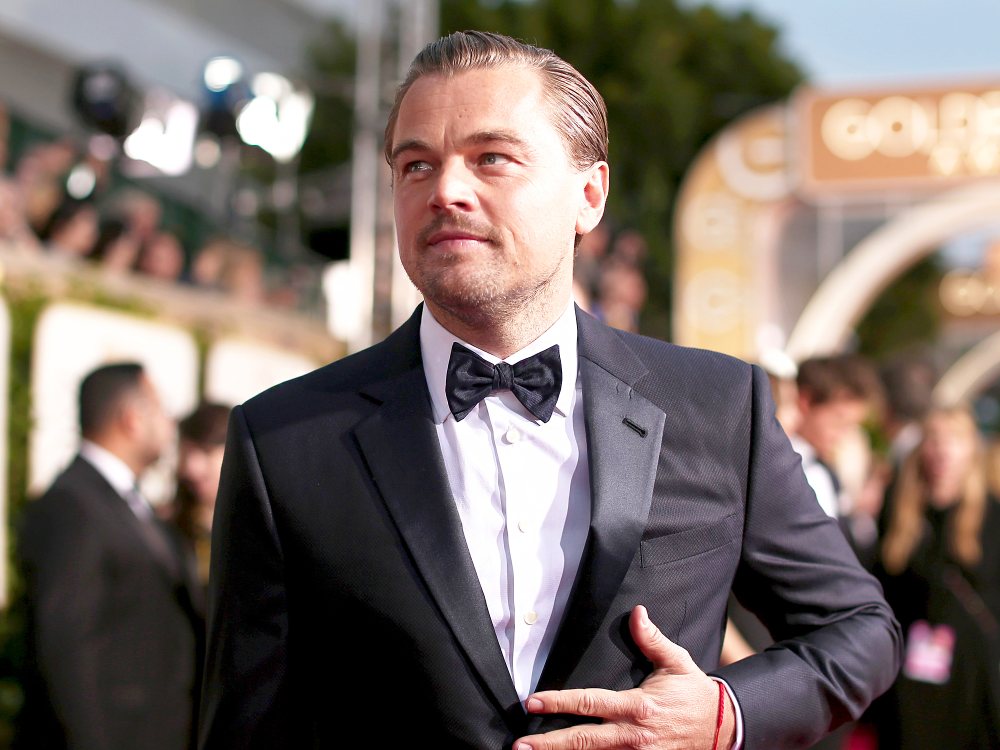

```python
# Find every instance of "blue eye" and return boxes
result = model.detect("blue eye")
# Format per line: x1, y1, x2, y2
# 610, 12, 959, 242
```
404, 160, 431, 173
481, 153, 510, 166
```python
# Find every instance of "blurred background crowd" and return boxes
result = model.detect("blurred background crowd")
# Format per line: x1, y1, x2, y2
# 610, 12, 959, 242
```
1, 0, 1000, 748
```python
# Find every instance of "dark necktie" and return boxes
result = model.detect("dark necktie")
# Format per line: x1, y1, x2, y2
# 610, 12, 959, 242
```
124, 485, 181, 580
445, 342, 562, 423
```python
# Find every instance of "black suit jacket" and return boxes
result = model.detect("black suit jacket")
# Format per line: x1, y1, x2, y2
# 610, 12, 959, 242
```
17, 455, 201, 750
199, 306, 902, 749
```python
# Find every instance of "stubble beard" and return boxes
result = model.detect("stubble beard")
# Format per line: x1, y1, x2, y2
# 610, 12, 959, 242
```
405, 215, 573, 342
408, 243, 568, 334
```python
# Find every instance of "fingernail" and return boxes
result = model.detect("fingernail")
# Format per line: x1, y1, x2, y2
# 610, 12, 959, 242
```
516, 745, 533, 750
526, 697, 543, 711
639, 605, 650, 628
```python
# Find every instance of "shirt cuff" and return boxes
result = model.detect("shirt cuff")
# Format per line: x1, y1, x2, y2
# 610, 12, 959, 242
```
709, 676, 744, 750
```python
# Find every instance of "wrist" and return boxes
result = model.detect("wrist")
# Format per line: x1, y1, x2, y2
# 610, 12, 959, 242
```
719, 689, 736, 750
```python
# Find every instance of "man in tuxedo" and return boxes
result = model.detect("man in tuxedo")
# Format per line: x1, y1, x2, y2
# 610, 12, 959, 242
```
199, 31, 902, 749
17, 362, 201, 750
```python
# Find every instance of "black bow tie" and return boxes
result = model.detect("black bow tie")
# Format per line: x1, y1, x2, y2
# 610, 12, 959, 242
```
445, 342, 562, 423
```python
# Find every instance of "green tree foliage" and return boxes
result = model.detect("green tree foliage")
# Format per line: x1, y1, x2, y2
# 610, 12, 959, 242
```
300, 22, 357, 175
439, 0, 804, 339
855, 254, 945, 359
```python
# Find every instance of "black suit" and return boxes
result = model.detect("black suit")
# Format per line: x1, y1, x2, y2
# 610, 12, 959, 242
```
200, 306, 902, 749
17, 455, 201, 750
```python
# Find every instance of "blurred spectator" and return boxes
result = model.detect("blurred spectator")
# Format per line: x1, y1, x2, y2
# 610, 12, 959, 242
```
758, 348, 802, 436
0, 177, 42, 252
107, 188, 163, 248
869, 404, 1000, 750
792, 353, 886, 569
792, 354, 873, 519
594, 256, 647, 332
189, 236, 267, 304
578, 227, 650, 332
573, 219, 611, 308
189, 237, 229, 290
90, 216, 142, 273
879, 353, 937, 470
14, 139, 77, 235
989, 436, 1000, 499
15, 362, 201, 750
831, 354, 889, 568
36, 197, 99, 258
610, 228, 648, 266
167, 400, 231, 612
136, 229, 186, 282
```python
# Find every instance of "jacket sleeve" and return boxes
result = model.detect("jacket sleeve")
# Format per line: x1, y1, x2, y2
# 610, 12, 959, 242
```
714, 365, 903, 749
198, 405, 292, 749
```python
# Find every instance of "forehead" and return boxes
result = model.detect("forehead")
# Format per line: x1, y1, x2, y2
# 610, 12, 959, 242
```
392, 66, 561, 149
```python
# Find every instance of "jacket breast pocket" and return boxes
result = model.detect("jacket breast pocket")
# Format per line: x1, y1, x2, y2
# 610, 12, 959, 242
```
639, 512, 741, 568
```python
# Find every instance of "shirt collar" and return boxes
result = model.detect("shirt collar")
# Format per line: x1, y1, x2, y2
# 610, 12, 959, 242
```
420, 302, 579, 425
79, 439, 138, 496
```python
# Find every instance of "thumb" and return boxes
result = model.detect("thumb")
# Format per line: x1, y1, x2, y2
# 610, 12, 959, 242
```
630, 605, 696, 673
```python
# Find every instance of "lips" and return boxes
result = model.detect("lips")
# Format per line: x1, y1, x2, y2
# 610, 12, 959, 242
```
426, 229, 488, 246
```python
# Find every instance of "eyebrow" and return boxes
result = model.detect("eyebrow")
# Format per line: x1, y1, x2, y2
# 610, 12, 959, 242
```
390, 138, 430, 165
389, 130, 536, 165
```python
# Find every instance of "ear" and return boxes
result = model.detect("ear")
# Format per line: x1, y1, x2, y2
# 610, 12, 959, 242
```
117, 401, 141, 438
575, 161, 609, 236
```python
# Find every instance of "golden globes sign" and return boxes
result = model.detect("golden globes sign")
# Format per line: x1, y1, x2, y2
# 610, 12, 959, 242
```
795, 82, 1000, 195
674, 80, 1000, 360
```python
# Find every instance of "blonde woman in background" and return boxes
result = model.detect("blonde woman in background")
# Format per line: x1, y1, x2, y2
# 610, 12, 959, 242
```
869, 404, 1000, 749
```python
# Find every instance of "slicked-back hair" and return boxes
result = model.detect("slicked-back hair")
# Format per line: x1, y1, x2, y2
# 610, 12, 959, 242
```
78, 362, 145, 437
384, 30, 609, 172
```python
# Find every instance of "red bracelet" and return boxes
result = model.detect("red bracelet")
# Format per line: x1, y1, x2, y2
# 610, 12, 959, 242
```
712, 680, 726, 750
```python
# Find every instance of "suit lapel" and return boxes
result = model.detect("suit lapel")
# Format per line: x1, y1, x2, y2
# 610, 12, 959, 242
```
537, 309, 666, 691
353, 319, 521, 714
66, 457, 182, 585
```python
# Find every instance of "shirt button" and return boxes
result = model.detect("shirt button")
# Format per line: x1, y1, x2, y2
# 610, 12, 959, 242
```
504, 427, 522, 444
523, 610, 538, 625
517, 518, 530, 533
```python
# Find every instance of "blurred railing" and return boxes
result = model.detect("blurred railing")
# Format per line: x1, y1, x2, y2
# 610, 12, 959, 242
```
0, 237, 345, 606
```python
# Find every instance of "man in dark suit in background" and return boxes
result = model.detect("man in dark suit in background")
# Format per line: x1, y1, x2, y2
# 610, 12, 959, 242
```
17, 362, 201, 750
200, 31, 901, 749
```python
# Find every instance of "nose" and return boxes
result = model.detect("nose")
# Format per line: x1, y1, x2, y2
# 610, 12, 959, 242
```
428, 158, 477, 213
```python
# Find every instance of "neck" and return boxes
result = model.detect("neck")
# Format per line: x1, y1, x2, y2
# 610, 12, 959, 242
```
88, 434, 146, 478
426, 287, 572, 360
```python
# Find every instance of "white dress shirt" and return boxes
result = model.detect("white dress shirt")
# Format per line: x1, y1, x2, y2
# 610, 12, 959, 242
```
421, 302, 589, 702
420, 304, 744, 747
789, 435, 840, 519
79, 439, 155, 520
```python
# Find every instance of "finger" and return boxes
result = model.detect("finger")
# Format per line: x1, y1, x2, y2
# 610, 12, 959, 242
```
630, 605, 696, 673
525, 687, 642, 721
514, 721, 640, 750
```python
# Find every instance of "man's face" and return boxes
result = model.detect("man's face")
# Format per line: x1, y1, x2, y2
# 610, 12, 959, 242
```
389, 66, 606, 323
133, 375, 175, 469
798, 391, 868, 462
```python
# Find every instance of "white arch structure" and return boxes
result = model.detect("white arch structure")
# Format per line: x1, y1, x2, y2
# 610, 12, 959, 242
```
786, 179, 1000, 362
933, 328, 1000, 406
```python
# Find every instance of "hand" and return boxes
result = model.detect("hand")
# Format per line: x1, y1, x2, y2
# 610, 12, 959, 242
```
514, 605, 735, 750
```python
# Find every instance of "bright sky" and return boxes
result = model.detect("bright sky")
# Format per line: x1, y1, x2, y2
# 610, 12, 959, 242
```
684, 0, 1000, 90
